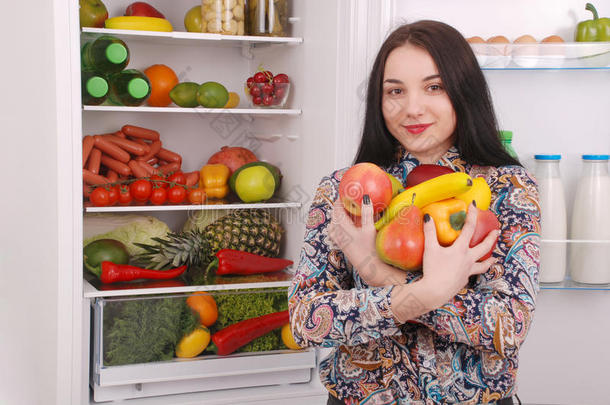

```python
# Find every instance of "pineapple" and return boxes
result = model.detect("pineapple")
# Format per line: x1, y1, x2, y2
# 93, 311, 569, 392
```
133, 209, 283, 271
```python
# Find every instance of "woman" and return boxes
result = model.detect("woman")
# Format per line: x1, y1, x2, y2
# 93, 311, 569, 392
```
288, 20, 540, 405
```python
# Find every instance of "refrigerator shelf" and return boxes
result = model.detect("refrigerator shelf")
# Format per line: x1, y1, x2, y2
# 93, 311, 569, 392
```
85, 200, 302, 213
83, 105, 302, 115
540, 279, 610, 291
81, 27, 303, 47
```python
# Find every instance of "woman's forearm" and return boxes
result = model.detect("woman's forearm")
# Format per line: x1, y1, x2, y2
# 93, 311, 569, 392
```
390, 280, 436, 323
349, 250, 408, 287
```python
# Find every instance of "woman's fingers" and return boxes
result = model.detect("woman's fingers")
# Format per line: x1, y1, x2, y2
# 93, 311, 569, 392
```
470, 254, 497, 275
457, 202, 478, 247
471, 228, 500, 262
423, 213, 439, 251
360, 194, 375, 228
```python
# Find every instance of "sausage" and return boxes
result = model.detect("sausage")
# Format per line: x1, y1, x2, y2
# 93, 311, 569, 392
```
82, 136, 95, 168
137, 160, 156, 176
157, 162, 181, 175
86, 148, 102, 174
113, 130, 126, 139
128, 160, 149, 178
104, 134, 150, 156
106, 170, 119, 183
136, 140, 162, 162
93, 135, 130, 163
101, 154, 131, 177
185, 171, 200, 187
156, 148, 182, 164
83, 169, 110, 185
121, 125, 160, 141
146, 157, 159, 166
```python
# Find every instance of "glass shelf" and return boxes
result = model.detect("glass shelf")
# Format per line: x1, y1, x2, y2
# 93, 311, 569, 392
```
540, 278, 610, 291
84, 199, 302, 213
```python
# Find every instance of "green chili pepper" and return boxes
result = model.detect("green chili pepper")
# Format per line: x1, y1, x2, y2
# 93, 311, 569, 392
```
575, 3, 610, 42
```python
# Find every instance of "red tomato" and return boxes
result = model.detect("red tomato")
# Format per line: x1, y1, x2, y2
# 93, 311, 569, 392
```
273, 73, 289, 84
149, 187, 167, 205
246, 77, 255, 88
90, 187, 110, 207
253, 72, 268, 83
253, 96, 262, 105
262, 83, 274, 95
250, 85, 261, 97
130, 179, 152, 202
167, 185, 187, 204
150, 174, 168, 188
274, 86, 286, 99
263, 95, 274, 106
118, 185, 132, 205
263, 70, 274, 81
188, 188, 206, 204
168, 171, 186, 185
107, 185, 120, 206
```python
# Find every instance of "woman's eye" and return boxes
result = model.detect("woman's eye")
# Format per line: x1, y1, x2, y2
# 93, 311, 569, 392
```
388, 88, 402, 95
427, 84, 443, 92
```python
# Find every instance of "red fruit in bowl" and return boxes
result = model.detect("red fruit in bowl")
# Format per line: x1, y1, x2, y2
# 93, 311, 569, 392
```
246, 77, 255, 89
273, 73, 290, 84
405, 164, 454, 188
263, 95, 274, 106
253, 96, 262, 105
262, 83, 274, 95
253, 72, 268, 83
125, 2, 165, 18
207, 146, 258, 175
250, 86, 261, 97
338, 163, 393, 217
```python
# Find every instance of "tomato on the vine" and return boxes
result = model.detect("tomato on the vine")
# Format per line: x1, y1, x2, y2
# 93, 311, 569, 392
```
250, 85, 261, 97
90, 187, 110, 207
118, 185, 132, 205
246, 77, 255, 88
150, 174, 168, 188
149, 187, 167, 205
253, 96, 262, 105
168, 171, 186, 185
106, 185, 120, 206
263, 95, 274, 106
253, 72, 268, 83
130, 179, 152, 202
261, 83, 274, 95
167, 185, 187, 204
188, 188, 206, 204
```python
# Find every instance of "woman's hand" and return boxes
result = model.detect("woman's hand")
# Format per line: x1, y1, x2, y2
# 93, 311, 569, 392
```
419, 202, 499, 309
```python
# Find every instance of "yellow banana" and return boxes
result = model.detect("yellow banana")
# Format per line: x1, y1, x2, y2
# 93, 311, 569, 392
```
375, 172, 473, 230
104, 16, 173, 32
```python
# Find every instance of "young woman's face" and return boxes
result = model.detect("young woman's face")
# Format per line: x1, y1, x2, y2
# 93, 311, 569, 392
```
382, 43, 456, 164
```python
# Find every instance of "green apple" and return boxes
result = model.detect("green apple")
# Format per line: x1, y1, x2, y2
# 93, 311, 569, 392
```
79, 0, 108, 28
184, 6, 203, 32
234, 166, 276, 203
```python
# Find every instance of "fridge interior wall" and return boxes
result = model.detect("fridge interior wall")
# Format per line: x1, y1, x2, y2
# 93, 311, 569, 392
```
393, 0, 610, 403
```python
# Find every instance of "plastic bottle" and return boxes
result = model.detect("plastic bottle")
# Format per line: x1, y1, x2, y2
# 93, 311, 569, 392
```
499, 130, 518, 159
81, 36, 130, 74
569, 155, 610, 284
534, 154, 567, 283
81, 70, 109, 106
107, 69, 151, 106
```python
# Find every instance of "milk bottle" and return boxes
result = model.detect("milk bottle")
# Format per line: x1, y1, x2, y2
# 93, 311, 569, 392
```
535, 155, 567, 283
569, 155, 610, 284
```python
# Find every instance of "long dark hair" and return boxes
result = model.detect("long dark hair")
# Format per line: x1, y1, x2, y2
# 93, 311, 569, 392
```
354, 20, 520, 168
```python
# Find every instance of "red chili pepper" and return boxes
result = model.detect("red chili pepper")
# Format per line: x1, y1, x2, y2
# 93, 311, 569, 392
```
100, 261, 186, 284
208, 310, 289, 356
206, 249, 293, 276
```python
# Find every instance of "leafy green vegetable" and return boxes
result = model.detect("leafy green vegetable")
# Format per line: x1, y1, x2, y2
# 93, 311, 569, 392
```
84, 213, 171, 256
103, 296, 197, 366
211, 288, 289, 353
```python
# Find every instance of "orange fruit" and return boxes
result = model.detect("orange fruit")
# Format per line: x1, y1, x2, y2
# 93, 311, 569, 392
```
186, 292, 218, 327
144, 64, 179, 107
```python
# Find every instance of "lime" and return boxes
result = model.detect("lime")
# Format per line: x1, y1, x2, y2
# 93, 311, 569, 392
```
197, 81, 229, 108
169, 82, 199, 107
234, 165, 276, 203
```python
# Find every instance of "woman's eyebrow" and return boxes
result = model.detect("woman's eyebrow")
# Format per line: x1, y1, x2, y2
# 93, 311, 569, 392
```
423, 74, 441, 81
383, 74, 441, 84
383, 78, 403, 84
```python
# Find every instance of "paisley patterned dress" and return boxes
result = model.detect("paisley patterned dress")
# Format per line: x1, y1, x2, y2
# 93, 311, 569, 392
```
288, 146, 541, 404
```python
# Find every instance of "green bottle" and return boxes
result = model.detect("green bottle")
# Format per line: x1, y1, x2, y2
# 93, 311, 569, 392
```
81, 70, 109, 106
107, 69, 151, 106
81, 36, 130, 74
499, 130, 518, 159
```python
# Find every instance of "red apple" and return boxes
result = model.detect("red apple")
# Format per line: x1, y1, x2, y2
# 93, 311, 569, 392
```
339, 163, 393, 216
405, 164, 454, 188
469, 208, 500, 261
376, 205, 425, 271
79, 0, 108, 28
125, 2, 166, 18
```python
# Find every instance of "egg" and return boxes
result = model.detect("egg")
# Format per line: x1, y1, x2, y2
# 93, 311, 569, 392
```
539, 35, 566, 68
514, 34, 537, 43
466, 36, 485, 44
487, 35, 510, 44
541, 35, 564, 43
485, 35, 511, 67
512, 35, 539, 68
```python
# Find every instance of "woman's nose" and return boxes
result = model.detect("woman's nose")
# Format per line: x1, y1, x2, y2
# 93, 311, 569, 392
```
404, 92, 425, 117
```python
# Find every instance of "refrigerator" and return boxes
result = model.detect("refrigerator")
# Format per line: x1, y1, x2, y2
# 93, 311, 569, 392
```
1, 0, 609, 404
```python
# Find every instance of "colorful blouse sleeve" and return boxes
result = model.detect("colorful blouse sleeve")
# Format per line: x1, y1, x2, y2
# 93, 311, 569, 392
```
288, 172, 403, 348
412, 166, 541, 358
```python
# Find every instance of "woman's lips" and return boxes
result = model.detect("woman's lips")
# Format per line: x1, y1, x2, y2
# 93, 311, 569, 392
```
403, 123, 432, 135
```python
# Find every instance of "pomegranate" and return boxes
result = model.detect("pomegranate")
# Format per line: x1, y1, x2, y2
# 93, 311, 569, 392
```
207, 146, 258, 174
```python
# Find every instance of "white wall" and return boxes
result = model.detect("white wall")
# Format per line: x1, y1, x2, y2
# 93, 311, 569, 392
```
391, 0, 610, 403
0, 2, 59, 405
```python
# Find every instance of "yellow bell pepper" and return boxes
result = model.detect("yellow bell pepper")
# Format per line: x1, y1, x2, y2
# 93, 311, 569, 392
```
455, 177, 491, 210
421, 198, 468, 246
200, 164, 230, 199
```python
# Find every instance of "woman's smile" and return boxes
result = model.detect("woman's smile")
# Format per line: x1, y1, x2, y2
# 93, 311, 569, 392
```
403, 123, 433, 134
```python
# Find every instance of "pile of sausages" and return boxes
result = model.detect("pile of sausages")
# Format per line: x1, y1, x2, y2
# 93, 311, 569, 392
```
82, 125, 184, 194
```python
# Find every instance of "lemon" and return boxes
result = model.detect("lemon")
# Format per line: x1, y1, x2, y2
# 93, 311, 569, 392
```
224, 92, 240, 108
234, 165, 276, 203
281, 324, 301, 350
169, 82, 200, 107
197, 81, 229, 108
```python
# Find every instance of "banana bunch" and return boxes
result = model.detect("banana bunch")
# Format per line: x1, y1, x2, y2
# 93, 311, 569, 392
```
105, 16, 173, 32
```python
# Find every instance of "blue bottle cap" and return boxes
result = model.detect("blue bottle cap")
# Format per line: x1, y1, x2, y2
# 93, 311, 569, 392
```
534, 154, 561, 160
582, 155, 609, 161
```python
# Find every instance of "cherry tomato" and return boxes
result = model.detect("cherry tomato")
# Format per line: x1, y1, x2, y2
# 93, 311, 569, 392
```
149, 187, 167, 205
262, 83, 274, 96
275, 86, 286, 99
168, 171, 186, 185
273, 73, 289, 84
263, 95, 274, 106
118, 185, 132, 205
250, 85, 261, 97
150, 174, 168, 188
188, 188, 206, 204
130, 179, 152, 202
252, 96, 262, 105
167, 185, 187, 204
253, 72, 268, 83
107, 185, 120, 206
246, 77, 255, 88
90, 187, 110, 207
263, 70, 274, 81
